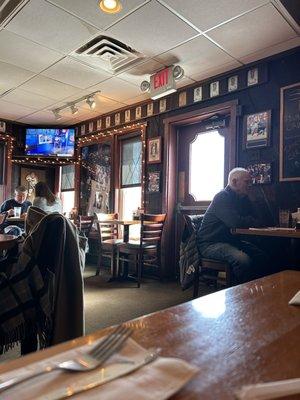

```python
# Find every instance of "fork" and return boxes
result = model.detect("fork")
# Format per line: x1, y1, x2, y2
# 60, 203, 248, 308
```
0, 325, 132, 393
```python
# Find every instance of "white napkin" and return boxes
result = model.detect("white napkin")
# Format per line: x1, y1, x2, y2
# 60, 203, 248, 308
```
0, 338, 198, 400
236, 378, 300, 400
289, 290, 300, 305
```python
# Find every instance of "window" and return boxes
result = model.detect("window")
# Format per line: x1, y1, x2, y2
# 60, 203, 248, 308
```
190, 130, 225, 201
121, 138, 142, 187
60, 164, 75, 215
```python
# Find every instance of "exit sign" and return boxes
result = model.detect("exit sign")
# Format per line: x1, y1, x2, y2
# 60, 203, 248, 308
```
150, 66, 176, 100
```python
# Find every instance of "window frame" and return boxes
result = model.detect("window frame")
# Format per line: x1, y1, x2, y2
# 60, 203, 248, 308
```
120, 135, 142, 189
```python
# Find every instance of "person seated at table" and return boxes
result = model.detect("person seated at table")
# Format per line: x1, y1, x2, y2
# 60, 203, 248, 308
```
0, 185, 32, 217
197, 167, 270, 284
32, 181, 62, 213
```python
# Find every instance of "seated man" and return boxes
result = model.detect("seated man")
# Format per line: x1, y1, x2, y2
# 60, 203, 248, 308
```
0, 185, 32, 217
197, 167, 269, 284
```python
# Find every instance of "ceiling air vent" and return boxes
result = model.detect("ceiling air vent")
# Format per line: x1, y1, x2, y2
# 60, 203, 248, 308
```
73, 35, 144, 74
0, 0, 29, 28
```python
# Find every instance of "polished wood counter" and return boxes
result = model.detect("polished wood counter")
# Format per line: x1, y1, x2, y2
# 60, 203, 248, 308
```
0, 271, 299, 399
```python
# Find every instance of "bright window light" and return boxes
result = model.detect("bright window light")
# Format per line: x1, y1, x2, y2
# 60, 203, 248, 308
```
190, 130, 224, 201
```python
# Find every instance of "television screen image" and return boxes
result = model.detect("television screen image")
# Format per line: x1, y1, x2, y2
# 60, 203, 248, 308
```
25, 128, 75, 157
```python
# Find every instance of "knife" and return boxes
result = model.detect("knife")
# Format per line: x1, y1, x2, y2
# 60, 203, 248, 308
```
39, 350, 159, 400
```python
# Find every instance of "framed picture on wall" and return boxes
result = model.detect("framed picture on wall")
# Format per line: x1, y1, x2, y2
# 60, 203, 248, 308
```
246, 163, 272, 184
280, 82, 300, 181
244, 110, 271, 149
147, 137, 161, 164
148, 171, 160, 193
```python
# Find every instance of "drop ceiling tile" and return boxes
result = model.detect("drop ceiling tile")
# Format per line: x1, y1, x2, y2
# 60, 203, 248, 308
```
80, 94, 126, 114
0, 30, 64, 73
207, 4, 298, 59
88, 77, 140, 102
189, 60, 242, 82
1, 88, 57, 110
46, 0, 149, 30
239, 36, 300, 64
0, 61, 35, 95
160, 0, 268, 32
41, 57, 112, 89
20, 76, 81, 100
5, 0, 100, 54
116, 58, 166, 86
107, 1, 199, 57
123, 93, 151, 105
176, 76, 196, 89
0, 100, 35, 120
155, 35, 236, 74
17, 110, 71, 124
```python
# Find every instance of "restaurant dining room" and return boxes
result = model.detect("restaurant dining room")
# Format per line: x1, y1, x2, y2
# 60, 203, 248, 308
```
0, 0, 299, 399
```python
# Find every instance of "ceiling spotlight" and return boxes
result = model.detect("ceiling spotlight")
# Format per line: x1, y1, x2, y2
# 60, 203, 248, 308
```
53, 110, 62, 120
173, 65, 184, 81
86, 96, 96, 110
71, 105, 79, 115
99, 0, 122, 14
140, 80, 150, 93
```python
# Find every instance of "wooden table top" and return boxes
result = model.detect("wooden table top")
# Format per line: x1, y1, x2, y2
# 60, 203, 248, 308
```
0, 234, 18, 250
0, 270, 299, 399
233, 227, 300, 238
6, 216, 25, 222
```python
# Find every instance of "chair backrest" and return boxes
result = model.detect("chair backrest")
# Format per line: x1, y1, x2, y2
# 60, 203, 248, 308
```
95, 213, 119, 242
184, 214, 204, 235
0, 212, 8, 227
140, 213, 166, 247
78, 215, 94, 237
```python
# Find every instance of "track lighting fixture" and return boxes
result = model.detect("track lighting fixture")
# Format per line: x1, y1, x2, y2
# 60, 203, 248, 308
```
99, 0, 122, 14
71, 105, 79, 115
51, 91, 100, 120
86, 96, 96, 110
53, 110, 62, 120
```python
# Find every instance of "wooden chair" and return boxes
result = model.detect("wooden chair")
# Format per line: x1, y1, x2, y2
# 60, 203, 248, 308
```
94, 213, 123, 278
0, 212, 8, 233
77, 215, 94, 237
183, 214, 232, 298
117, 213, 166, 287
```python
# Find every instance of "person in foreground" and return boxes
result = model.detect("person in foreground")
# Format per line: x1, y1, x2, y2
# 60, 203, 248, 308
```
33, 181, 62, 213
197, 167, 269, 284
0, 185, 32, 216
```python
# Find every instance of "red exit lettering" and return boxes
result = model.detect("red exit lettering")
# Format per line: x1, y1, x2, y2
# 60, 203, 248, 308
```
154, 68, 169, 89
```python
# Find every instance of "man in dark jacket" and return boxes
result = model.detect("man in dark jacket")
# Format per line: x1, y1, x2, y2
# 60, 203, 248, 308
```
0, 185, 32, 216
197, 168, 269, 284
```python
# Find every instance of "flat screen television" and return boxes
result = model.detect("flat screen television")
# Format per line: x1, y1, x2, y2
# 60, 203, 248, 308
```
25, 128, 75, 157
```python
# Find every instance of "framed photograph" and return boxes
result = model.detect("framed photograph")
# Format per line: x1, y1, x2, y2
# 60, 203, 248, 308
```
105, 116, 111, 128
148, 171, 160, 193
247, 68, 258, 86
147, 102, 154, 116
135, 106, 142, 119
280, 82, 300, 181
194, 86, 202, 102
247, 163, 272, 184
0, 121, 6, 133
178, 91, 187, 107
88, 122, 94, 133
159, 98, 166, 113
210, 81, 219, 97
147, 137, 161, 164
96, 119, 102, 130
244, 110, 271, 149
115, 113, 120, 125
125, 109, 131, 122
80, 124, 86, 135
228, 75, 238, 92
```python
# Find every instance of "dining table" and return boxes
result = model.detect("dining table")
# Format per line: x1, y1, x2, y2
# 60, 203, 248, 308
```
0, 270, 299, 399
0, 233, 18, 251
232, 227, 300, 239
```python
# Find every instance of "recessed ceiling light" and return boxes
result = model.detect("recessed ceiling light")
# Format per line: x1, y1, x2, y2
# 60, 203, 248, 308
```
99, 0, 122, 14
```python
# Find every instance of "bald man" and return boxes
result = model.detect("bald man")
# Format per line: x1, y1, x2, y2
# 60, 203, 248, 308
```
197, 168, 269, 284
